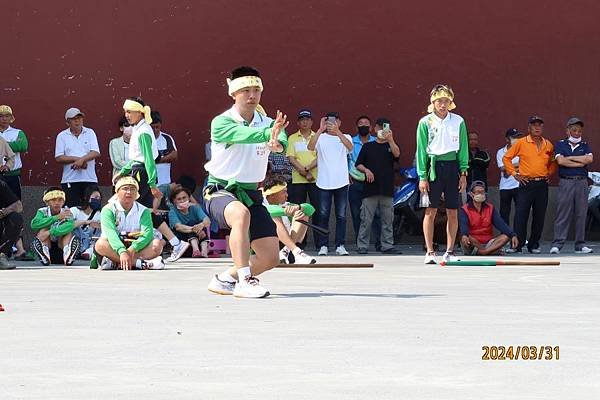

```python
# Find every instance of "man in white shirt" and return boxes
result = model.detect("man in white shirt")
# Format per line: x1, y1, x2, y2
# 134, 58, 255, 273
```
308, 112, 353, 256
496, 128, 523, 230
150, 111, 178, 186
54, 108, 100, 207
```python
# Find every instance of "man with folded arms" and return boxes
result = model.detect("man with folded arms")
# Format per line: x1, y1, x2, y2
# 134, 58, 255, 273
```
550, 117, 593, 254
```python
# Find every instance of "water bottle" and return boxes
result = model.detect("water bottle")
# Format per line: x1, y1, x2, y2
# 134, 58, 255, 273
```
420, 192, 431, 208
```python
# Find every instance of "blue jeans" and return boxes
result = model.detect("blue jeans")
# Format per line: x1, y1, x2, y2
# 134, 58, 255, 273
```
316, 185, 349, 248
349, 182, 381, 246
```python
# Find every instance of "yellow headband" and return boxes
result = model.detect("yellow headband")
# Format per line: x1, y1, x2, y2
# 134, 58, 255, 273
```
262, 183, 287, 196
427, 88, 457, 113
123, 99, 152, 124
227, 76, 264, 96
115, 176, 140, 200
43, 190, 66, 202
0, 105, 14, 123
227, 76, 266, 116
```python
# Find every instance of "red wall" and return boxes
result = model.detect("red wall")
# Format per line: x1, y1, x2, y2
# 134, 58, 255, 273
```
3, 0, 599, 185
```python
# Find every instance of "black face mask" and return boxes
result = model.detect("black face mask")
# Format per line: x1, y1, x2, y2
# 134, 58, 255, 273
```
357, 126, 370, 136
89, 198, 102, 211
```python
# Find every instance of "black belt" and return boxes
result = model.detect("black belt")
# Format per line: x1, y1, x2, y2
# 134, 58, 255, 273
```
560, 175, 587, 180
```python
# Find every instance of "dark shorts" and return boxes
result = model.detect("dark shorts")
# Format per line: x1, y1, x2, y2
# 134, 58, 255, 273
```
174, 229, 208, 242
61, 182, 97, 208
129, 164, 153, 209
203, 184, 276, 242
428, 160, 460, 209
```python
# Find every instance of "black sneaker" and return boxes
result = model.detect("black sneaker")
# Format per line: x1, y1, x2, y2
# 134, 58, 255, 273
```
32, 238, 50, 266
381, 248, 402, 254
357, 248, 368, 254
64, 236, 81, 266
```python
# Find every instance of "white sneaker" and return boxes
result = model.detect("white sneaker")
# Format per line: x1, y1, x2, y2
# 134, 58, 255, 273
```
279, 248, 290, 264
318, 246, 328, 256
505, 247, 518, 254
233, 276, 270, 298
442, 251, 460, 263
207, 274, 236, 295
99, 257, 116, 270
63, 236, 80, 265
549, 246, 560, 254
575, 246, 593, 254
32, 238, 51, 266
529, 247, 541, 254
424, 252, 438, 264
294, 250, 316, 264
142, 256, 165, 270
335, 245, 349, 256
166, 241, 190, 262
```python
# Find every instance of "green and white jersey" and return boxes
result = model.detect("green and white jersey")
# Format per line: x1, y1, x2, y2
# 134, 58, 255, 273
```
416, 112, 469, 180
205, 106, 276, 183
100, 200, 153, 255
0, 125, 28, 172
129, 119, 159, 163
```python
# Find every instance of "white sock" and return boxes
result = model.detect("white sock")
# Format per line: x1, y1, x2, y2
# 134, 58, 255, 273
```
169, 237, 181, 247
135, 259, 143, 269
63, 245, 69, 256
217, 270, 236, 283
292, 247, 302, 256
237, 266, 251, 282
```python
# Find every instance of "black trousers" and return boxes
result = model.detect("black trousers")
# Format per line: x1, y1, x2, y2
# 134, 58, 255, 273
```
499, 188, 519, 228
1, 175, 22, 199
61, 182, 97, 207
515, 181, 548, 251
0, 212, 23, 255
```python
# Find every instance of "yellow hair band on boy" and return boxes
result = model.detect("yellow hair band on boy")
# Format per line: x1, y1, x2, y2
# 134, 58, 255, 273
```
227, 76, 266, 116
427, 87, 457, 113
123, 99, 153, 124
227, 76, 263, 96
262, 183, 287, 196
43, 190, 66, 202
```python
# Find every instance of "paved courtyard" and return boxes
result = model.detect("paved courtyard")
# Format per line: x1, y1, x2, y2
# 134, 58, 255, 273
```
1, 245, 599, 399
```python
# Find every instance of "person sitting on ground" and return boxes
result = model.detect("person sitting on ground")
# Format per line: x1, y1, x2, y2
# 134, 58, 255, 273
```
30, 187, 80, 266
459, 180, 518, 255
168, 185, 211, 258
70, 185, 102, 260
262, 175, 316, 264
92, 176, 164, 270
0, 178, 23, 269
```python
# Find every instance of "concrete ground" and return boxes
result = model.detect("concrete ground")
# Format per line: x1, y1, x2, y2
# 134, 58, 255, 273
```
1, 244, 599, 399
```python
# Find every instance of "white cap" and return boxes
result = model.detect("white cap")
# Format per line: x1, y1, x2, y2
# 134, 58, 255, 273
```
65, 107, 85, 120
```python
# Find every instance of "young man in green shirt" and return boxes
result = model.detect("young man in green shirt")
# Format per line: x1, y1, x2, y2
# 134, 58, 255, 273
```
114, 97, 190, 262
92, 176, 164, 270
30, 187, 80, 266
416, 84, 469, 264
204, 66, 288, 298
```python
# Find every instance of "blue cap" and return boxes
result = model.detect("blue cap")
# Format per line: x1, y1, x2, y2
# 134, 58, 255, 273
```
297, 109, 312, 119
528, 115, 544, 124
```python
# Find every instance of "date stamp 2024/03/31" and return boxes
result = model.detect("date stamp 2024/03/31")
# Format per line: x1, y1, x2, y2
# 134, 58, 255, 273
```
482, 346, 559, 361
